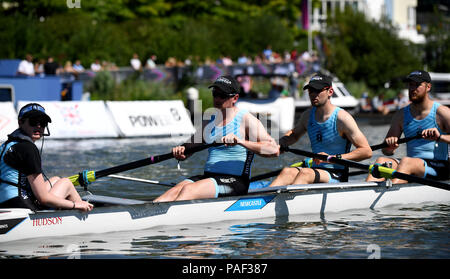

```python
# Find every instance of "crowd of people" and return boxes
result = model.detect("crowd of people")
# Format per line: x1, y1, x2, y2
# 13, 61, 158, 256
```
16, 54, 119, 78
16, 46, 320, 78
359, 89, 410, 115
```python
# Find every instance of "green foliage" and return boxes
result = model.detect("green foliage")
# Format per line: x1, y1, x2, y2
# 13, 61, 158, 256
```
0, 0, 304, 61
324, 8, 421, 91
0, 8, 298, 67
2, 0, 447, 100
424, 7, 450, 72
88, 71, 115, 99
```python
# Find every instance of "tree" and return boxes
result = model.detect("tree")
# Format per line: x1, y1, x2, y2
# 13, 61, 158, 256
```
323, 7, 421, 91
424, 6, 450, 72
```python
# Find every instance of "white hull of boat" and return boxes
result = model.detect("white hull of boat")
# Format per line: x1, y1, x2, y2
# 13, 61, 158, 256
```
0, 182, 449, 243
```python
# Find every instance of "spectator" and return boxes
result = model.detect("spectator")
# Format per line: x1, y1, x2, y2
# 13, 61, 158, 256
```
44, 56, 59, 75
90, 59, 102, 72
165, 57, 177, 67
130, 53, 142, 71
145, 55, 157, 69
396, 89, 410, 109
73, 60, 85, 73
359, 92, 372, 112
17, 54, 35, 76
35, 58, 45, 77
263, 45, 273, 63
268, 77, 287, 99
222, 56, 233, 66
237, 75, 255, 98
290, 49, 298, 61
372, 94, 390, 115
64, 61, 75, 73
237, 54, 249, 65
283, 51, 291, 62
184, 56, 192, 66
102, 61, 118, 71
253, 54, 263, 64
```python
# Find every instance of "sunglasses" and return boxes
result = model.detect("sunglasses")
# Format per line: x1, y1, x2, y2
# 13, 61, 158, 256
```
212, 88, 235, 99
308, 86, 330, 94
28, 118, 48, 128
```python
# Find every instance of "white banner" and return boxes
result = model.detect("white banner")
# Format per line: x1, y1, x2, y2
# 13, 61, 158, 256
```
17, 101, 120, 139
106, 101, 195, 137
0, 102, 18, 142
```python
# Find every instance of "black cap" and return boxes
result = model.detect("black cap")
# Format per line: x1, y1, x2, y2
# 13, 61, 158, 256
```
18, 103, 52, 123
303, 74, 332, 90
208, 75, 240, 96
406, 70, 431, 83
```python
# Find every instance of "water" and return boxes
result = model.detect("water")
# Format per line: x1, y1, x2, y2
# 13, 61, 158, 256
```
0, 123, 449, 259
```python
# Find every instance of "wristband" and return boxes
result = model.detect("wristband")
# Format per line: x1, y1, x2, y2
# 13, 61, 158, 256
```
437, 135, 441, 142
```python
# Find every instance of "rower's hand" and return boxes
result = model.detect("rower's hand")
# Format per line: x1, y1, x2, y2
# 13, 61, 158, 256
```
313, 152, 329, 165
222, 134, 242, 146
172, 145, 187, 160
382, 137, 399, 155
75, 201, 94, 212
421, 128, 440, 141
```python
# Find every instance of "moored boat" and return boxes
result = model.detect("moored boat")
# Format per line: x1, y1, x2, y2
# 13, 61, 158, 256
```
1, 180, 449, 243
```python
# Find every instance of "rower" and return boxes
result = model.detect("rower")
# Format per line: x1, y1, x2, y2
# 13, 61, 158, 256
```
270, 73, 372, 186
154, 76, 279, 202
0, 103, 93, 211
366, 70, 450, 183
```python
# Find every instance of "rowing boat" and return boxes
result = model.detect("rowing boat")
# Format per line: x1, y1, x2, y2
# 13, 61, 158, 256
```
1, 180, 449, 243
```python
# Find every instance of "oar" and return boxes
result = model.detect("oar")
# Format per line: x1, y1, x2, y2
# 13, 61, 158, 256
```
283, 146, 450, 191
108, 174, 175, 187
250, 135, 421, 182
369, 134, 422, 151
68, 143, 221, 187
250, 161, 304, 182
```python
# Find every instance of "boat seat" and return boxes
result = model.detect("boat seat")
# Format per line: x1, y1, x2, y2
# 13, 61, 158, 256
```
82, 194, 146, 206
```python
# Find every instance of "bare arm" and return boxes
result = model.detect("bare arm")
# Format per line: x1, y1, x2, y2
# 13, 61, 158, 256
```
424, 105, 450, 144
337, 110, 372, 161
221, 112, 278, 156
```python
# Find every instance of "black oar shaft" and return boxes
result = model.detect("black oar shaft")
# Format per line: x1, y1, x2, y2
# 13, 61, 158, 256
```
95, 153, 173, 179
370, 134, 421, 151
285, 147, 450, 191
249, 136, 420, 182
95, 143, 220, 179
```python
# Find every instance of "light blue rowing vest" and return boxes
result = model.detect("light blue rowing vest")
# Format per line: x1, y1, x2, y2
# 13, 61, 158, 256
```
0, 141, 20, 203
307, 107, 351, 169
204, 109, 254, 178
404, 102, 448, 160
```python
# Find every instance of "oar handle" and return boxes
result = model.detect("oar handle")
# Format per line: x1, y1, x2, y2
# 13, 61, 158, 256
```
370, 134, 422, 151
